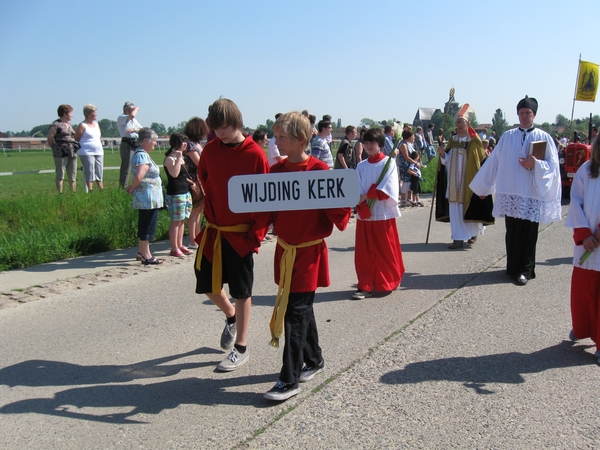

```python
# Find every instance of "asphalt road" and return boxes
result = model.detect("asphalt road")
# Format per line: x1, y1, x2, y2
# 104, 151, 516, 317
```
1, 200, 598, 449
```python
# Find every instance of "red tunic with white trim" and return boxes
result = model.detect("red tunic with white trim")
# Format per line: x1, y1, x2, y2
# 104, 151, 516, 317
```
564, 161, 600, 348
354, 152, 405, 292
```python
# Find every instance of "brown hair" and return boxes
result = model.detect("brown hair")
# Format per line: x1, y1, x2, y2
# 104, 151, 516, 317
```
184, 117, 209, 142
57, 104, 73, 117
207, 98, 243, 131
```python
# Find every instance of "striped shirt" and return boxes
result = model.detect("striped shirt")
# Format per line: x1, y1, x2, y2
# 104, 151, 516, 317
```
311, 135, 333, 169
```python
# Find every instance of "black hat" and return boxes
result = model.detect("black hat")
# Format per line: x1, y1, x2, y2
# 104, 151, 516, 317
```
516, 96, 538, 114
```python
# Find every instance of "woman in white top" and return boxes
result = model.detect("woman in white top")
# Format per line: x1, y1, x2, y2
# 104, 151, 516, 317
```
75, 104, 104, 191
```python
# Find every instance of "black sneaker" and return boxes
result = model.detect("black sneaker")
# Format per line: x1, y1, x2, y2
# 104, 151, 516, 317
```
263, 380, 300, 401
299, 360, 324, 383
352, 290, 372, 300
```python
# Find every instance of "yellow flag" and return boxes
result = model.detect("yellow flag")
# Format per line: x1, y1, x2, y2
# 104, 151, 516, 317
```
575, 60, 598, 102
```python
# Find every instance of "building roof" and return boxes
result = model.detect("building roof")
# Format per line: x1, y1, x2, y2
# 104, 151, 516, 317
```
414, 108, 438, 122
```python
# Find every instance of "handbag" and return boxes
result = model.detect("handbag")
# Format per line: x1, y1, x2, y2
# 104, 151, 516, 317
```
182, 163, 204, 206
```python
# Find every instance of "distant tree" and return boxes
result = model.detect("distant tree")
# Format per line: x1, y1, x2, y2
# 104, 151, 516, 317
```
165, 121, 187, 135
359, 118, 378, 128
469, 113, 478, 128
30, 124, 51, 137
9, 130, 31, 137
540, 122, 552, 134
429, 110, 455, 139
336, 118, 342, 130
175, 121, 187, 133
151, 122, 167, 136
430, 110, 445, 133
491, 108, 509, 138
554, 114, 569, 127
255, 118, 275, 137
98, 119, 119, 137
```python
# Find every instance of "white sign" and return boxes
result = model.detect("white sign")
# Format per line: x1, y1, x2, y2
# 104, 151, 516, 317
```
228, 170, 360, 213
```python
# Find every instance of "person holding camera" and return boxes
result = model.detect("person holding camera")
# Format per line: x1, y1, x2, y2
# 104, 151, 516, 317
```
164, 132, 193, 258
118, 102, 142, 188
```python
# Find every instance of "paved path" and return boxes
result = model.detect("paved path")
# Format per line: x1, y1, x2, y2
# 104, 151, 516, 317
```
1, 200, 598, 449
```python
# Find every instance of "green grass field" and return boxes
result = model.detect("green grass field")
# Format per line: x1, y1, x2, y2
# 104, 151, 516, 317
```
2, 147, 136, 174
0, 148, 439, 271
0, 148, 170, 271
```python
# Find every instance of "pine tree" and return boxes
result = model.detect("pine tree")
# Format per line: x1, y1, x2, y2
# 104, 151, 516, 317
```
491, 109, 509, 138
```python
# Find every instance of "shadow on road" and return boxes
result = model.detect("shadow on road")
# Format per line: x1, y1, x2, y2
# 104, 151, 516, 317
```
380, 341, 596, 394
0, 373, 278, 424
0, 347, 221, 387
0, 347, 280, 424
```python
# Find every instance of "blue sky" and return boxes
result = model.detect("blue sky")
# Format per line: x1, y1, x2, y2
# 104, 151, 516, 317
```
1, 0, 598, 134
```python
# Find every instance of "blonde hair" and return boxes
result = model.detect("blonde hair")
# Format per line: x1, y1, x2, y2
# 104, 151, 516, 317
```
273, 111, 311, 146
83, 104, 97, 118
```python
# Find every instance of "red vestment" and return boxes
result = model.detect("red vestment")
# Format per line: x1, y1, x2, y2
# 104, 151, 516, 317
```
354, 153, 405, 292
570, 228, 600, 349
355, 219, 405, 292
196, 136, 270, 260
256, 157, 351, 292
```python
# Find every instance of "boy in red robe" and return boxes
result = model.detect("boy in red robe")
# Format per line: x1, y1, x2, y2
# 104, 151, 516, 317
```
353, 128, 405, 299
257, 112, 351, 401
194, 98, 269, 372
565, 137, 600, 363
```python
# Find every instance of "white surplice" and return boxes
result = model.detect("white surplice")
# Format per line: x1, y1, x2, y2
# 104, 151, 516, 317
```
469, 127, 561, 225
564, 161, 600, 271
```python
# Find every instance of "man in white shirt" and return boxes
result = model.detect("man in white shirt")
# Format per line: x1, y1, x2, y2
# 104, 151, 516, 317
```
311, 119, 334, 169
117, 102, 142, 188
470, 96, 561, 286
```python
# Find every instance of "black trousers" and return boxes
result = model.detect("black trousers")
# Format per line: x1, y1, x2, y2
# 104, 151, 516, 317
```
119, 141, 133, 188
505, 216, 539, 279
280, 291, 322, 386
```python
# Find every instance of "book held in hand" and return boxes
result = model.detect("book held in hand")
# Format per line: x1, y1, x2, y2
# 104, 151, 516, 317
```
529, 140, 547, 160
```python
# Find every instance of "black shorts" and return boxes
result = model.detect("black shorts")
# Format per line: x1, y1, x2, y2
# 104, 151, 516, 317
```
194, 235, 254, 299
410, 177, 422, 195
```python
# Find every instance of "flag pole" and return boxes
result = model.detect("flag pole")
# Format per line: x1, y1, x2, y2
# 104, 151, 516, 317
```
426, 87, 454, 244
570, 54, 581, 139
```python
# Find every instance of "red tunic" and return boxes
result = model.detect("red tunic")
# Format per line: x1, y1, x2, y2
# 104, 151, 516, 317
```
256, 157, 351, 292
570, 227, 600, 349
196, 136, 270, 260
354, 153, 405, 292
355, 219, 405, 292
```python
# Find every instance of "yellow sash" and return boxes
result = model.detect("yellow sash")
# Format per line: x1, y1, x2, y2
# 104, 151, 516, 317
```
195, 222, 251, 295
269, 237, 323, 347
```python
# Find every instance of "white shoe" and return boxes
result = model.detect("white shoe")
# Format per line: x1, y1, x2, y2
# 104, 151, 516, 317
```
217, 348, 249, 372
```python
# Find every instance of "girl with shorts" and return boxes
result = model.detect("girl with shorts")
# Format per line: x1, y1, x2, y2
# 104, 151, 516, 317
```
164, 132, 193, 258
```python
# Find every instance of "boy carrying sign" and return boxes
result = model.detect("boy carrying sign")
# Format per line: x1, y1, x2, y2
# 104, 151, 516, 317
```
255, 111, 351, 401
